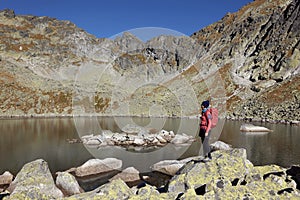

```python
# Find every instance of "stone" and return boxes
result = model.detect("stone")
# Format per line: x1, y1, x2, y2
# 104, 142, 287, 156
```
166, 148, 300, 198
85, 139, 101, 145
75, 158, 122, 177
210, 141, 232, 151
7, 159, 63, 199
240, 123, 272, 132
133, 138, 145, 146
150, 160, 184, 176
0, 171, 13, 185
109, 167, 140, 183
56, 171, 82, 196
167, 149, 252, 194
170, 133, 194, 144
63, 179, 133, 200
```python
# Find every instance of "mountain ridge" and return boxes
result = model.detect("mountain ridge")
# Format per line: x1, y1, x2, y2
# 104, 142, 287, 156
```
0, 0, 299, 123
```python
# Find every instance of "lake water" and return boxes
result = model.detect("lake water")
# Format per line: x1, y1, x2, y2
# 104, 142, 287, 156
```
0, 117, 299, 176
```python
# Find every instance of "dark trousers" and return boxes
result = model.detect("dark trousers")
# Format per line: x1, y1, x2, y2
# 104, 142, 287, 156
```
199, 128, 211, 157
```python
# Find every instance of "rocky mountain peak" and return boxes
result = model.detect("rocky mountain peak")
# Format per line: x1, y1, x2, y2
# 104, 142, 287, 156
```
0, 0, 299, 122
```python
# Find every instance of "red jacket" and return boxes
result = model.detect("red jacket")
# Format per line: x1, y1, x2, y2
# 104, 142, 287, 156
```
200, 109, 212, 132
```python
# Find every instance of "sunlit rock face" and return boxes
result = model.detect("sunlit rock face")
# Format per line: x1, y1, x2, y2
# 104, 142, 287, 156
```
0, 0, 299, 122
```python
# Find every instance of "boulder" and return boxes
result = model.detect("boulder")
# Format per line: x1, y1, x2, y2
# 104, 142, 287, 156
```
158, 130, 173, 142
156, 135, 167, 143
133, 138, 145, 146
109, 167, 140, 183
167, 149, 252, 194
150, 156, 201, 176
170, 133, 194, 144
150, 160, 184, 176
63, 179, 133, 200
75, 158, 122, 177
240, 124, 272, 132
7, 159, 63, 199
210, 141, 232, 151
0, 171, 13, 185
56, 172, 82, 196
167, 149, 300, 198
130, 184, 178, 200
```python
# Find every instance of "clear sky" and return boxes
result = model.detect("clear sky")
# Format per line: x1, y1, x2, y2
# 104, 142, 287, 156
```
0, 0, 253, 39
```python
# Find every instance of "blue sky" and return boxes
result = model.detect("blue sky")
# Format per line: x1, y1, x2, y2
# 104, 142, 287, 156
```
1, 0, 253, 39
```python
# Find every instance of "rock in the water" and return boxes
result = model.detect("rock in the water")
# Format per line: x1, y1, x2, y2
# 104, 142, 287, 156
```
56, 171, 82, 196
133, 138, 145, 146
210, 141, 232, 151
109, 167, 140, 183
240, 123, 272, 132
75, 158, 122, 177
7, 159, 63, 199
0, 171, 13, 185
170, 133, 194, 144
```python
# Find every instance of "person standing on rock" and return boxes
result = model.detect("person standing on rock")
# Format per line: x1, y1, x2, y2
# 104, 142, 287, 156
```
199, 100, 212, 160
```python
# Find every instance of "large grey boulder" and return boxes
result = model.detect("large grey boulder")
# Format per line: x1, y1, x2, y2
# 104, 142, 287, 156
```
168, 148, 251, 194
6, 159, 63, 199
56, 172, 82, 196
168, 149, 300, 198
75, 158, 122, 177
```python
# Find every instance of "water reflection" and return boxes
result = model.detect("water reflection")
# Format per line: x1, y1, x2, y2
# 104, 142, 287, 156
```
0, 117, 299, 175
219, 120, 300, 167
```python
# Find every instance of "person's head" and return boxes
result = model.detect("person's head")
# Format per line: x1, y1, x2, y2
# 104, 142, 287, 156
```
201, 100, 210, 109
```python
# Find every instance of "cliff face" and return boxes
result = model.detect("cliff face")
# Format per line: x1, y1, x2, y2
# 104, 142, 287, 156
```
191, 0, 300, 121
0, 0, 299, 122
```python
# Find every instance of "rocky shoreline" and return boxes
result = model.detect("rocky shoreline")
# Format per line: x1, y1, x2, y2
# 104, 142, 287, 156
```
0, 114, 299, 127
1, 141, 299, 199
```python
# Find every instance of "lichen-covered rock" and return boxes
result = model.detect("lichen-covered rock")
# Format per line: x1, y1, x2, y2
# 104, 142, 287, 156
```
56, 171, 82, 196
168, 149, 251, 193
63, 179, 133, 200
129, 184, 178, 200
167, 148, 300, 198
6, 159, 63, 199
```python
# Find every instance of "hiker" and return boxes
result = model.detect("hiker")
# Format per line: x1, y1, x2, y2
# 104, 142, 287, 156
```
199, 100, 212, 160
